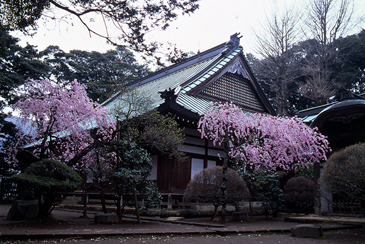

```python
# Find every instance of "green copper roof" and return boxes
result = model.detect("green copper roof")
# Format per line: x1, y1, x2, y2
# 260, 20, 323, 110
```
103, 33, 275, 118
104, 41, 243, 116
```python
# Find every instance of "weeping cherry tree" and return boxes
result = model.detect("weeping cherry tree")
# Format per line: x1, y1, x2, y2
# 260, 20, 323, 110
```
198, 102, 330, 222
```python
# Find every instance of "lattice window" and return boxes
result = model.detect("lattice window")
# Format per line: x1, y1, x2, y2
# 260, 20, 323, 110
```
201, 72, 265, 112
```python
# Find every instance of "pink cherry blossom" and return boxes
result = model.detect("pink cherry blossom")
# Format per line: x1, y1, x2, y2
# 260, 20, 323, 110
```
198, 102, 330, 172
8, 79, 116, 166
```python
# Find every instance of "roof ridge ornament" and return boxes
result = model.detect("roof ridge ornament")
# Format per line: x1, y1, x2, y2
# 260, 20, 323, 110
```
223, 33, 243, 56
229, 32, 242, 47
159, 88, 177, 102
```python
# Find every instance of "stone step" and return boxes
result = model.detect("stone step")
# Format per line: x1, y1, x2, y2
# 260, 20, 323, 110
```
291, 224, 323, 238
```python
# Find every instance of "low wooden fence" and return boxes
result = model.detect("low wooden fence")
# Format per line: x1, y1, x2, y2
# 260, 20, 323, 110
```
332, 199, 365, 215
61, 192, 191, 209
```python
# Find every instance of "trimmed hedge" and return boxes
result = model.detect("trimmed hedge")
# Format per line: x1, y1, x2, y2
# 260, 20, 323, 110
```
320, 143, 365, 200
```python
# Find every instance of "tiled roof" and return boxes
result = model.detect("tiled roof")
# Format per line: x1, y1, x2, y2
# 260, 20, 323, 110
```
181, 48, 242, 94
104, 38, 243, 116
132, 51, 223, 109
176, 93, 212, 115
103, 33, 275, 117
129, 43, 226, 88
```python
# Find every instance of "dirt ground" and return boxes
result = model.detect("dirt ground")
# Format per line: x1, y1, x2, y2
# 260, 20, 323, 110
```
1, 204, 364, 244
1, 228, 365, 244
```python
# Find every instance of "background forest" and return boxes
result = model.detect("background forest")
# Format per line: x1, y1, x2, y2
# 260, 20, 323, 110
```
247, 0, 365, 115
249, 29, 365, 115
1, 27, 364, 112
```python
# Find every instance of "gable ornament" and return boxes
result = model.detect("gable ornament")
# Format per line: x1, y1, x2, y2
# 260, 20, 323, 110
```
227, 62, 249, 79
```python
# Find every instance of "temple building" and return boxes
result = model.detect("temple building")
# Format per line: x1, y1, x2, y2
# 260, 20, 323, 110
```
103, 33, 276, 194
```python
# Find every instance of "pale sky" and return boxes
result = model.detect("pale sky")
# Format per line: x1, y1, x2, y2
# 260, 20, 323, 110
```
12, 0, 365, 58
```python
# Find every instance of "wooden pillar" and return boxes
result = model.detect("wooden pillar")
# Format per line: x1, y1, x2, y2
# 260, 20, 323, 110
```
167, 194, 173, 209
313, 162, 321, 215
204, 139, 209, 168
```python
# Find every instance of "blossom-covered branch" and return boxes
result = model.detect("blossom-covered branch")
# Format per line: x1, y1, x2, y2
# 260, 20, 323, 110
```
9, 79, 115, 166
198, 102, 330, 171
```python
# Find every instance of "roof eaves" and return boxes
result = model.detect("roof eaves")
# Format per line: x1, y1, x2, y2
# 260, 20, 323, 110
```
176, 93, 212, 115
310, 99, 365, 127
299, 93, 365, 118
101, 90, 123, 107
298, 102, 336, 117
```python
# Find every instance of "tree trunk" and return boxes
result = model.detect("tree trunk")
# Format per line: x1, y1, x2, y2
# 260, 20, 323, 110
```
116, 185, 122, 221
212, 205, 219, 220
235, 202, 239, 212
82, 172, 88, 218
265, 203, 269, 219
37, 194, 43, 218
100, 182, 107, 214
43, 194, 55, 218
83, 189, 88, 218
133, 183, 141, 223
38, 190, 56, 219
221, 141, 228, 224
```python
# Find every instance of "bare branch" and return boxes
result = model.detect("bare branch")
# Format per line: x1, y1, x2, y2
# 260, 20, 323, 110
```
1, 0, 200, 55
253, 3, 301, 115
300, 0, 354, 105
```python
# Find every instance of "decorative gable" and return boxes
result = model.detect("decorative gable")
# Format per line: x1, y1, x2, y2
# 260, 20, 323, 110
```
226, 61, 249, 79
199, 72, 266, 112
185, 56, 269, 113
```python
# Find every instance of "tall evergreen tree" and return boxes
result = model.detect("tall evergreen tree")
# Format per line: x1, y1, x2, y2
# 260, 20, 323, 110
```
332, 29, 365, 93
41, 46, 150, 103
0, 28, 48, 104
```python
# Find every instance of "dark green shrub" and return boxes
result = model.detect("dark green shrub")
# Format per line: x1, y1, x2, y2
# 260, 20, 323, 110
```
320, 143, 365, 201
293, 163, 314, 180
237, 167, 284, 217
284, 176, 314, 213
140, 209, 160, 216
183, 166, 250, 217
11, 159, 82, 218
136, 180, 162, 210
179, 209, 201, 218
180, 209, 215, 218
159, 209, 175, 218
